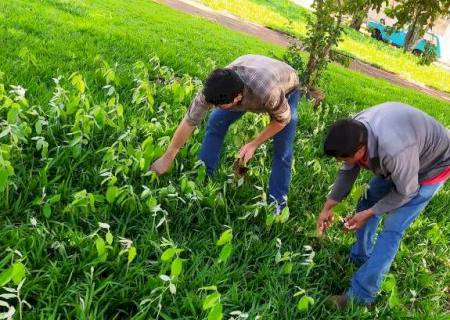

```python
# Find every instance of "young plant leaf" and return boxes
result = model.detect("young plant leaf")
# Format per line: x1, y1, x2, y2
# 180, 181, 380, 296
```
297, 295, 314, 311
159, 274, 171, 282
161, 248, 177, 262
106, 186, 119, 204
43, 204, 51, 218
265, 213, 275, 226
282, 262, 293, 274
96, 237, 107, 261
203, 292, 221, 310
0, 268, 13, 287
128, 246, 137, 264
218, 243, 233, 263
106, 232, 113, 245
11, 262, 26, 285
279, 207, 290, 223
0, 168, 9, 192
216, 229, 233, 246
171, 258, 183, 279
169, 283, 177, 295
208, 303, 223, 320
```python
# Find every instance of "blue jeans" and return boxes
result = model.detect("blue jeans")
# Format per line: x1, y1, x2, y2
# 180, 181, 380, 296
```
198, 90, 300, 206
347, 176, 446, 305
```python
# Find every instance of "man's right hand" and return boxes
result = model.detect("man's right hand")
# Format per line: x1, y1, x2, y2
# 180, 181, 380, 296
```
316, 208, 335, 237
150, 153, 174, 176
150, 118, 195, 176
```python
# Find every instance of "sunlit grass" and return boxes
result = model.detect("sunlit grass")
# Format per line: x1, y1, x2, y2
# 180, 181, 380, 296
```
198, 0, 450, 92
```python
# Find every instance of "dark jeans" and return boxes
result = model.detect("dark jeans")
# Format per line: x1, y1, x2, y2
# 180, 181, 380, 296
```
198, 90, 300, 206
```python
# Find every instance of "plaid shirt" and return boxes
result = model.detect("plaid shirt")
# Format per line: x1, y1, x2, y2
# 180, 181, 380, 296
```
184, 54, 300, 126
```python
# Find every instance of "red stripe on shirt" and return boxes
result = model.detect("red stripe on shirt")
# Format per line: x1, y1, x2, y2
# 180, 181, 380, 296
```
420, 166, 450, 185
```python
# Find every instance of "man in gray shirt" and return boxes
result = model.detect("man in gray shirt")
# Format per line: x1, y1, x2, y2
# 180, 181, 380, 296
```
151, 54, 300, 211
317, 102, 450, 306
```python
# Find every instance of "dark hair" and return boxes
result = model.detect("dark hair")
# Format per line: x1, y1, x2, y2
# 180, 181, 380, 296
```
324, 119, 368, 158
203, 68, 244, 105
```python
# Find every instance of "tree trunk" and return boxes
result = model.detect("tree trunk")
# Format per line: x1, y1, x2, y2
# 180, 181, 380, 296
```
350, 4, 369, 31
404, 11, 420, 52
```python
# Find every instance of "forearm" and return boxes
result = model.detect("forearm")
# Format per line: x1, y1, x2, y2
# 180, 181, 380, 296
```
329, 165, 361, 202
252, 120, 286, 147
323, 198, 338, 211
165, 119, 195, 158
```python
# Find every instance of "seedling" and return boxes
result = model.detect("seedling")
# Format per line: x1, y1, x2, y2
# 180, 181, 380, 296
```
199, 286, 223, 320
233, 158, 248, 178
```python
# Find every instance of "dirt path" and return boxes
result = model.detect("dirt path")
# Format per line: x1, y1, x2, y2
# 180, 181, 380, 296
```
156, 0, 450, 102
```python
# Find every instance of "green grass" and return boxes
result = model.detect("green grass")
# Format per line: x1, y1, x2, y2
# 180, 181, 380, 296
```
198, 0, 450, 93
0, 0, 449, 319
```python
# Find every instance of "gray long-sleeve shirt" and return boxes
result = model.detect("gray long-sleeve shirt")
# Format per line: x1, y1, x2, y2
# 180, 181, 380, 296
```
329, 102, 450, 215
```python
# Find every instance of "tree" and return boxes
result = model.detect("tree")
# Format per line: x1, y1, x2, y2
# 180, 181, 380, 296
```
345, 0, 387, 31
302, 0, 344, 105
385, 0, 450, 52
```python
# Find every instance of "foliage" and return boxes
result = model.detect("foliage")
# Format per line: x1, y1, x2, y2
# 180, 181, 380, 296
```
344, 0, 387, 31
418, 42, 438, 66
385, 0, 450, 52
302, 0, 345, 91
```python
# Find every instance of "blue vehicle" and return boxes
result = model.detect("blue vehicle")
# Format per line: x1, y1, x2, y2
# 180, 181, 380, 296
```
367, 20, 441, 58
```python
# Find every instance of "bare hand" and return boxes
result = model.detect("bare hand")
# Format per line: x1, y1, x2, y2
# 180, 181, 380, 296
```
344, 209, 374, 231
316, 209, 334, 236
239, 141, 258, 165
150, 153, 174, 176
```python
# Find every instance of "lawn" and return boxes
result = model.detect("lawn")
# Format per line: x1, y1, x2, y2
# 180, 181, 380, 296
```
198, 0, 450, 93
0, 0, 449, 319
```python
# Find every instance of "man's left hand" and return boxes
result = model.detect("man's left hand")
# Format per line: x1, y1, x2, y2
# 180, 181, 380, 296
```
344, 208, 375, 231
239, 141, 258, 165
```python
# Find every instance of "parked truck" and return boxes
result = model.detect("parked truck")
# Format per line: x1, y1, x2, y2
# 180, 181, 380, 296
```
367, 20, 441, 58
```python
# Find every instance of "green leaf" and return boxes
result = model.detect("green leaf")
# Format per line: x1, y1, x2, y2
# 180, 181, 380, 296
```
0, 168, 9, 191
146, 197, 157, 209
279, 207, 290, 223
70, 73, 86, 93
11, 262, 26, 285
161, 248, 177, 262
297, 295, 314, 311
96, 237, 107, 261
388, 287, 401, 308
208, 303, 223, 320
48, 194, 61, 204
35, 120, 42, 134
199, 285, 218, 292
171, 258, 183, 279
195, 163, 206, 185
216, 229, 233, 246
106, 232, 113, 245
382, 274, 396, 292
203, 292, 221, 310
128, 246, 137, 264
265, 213, 275, 226
218, 243, 233, 264
0, 267, 13, 286
7, 104, 20, 124
106, 186, 119, 204
282, 262, 293, 274
43, 203, 51, 218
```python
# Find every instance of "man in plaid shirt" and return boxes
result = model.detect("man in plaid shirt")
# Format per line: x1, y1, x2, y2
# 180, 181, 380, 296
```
151, 54, 300, 210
